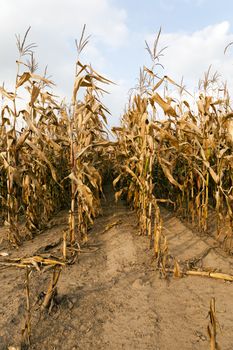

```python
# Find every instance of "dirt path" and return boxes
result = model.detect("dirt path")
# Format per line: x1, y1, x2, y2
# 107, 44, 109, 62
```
0, 188, 233, 349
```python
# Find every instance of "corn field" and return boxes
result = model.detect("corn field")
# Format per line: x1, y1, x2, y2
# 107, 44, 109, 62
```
0, 26, 111, 248
0, 27, 232, 349
113, 31, 233, 259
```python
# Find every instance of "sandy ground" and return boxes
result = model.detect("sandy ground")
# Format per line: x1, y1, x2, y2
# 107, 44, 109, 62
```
0, 187, 233, 350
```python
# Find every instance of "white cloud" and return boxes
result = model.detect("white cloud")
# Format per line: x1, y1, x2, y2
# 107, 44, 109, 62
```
2, 2, 233, 128
182, 0, 206, 5
159, 0, 206, 11
147, 21, 233, 95
0, 0, 128, 48
102, 79, 132, 127
0, 0, 128, 117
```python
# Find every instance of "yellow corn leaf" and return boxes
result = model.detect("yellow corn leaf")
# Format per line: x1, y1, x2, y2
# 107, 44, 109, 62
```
0, 86, 15, 100
160, 161, 183, 191
124, 166, 143, 190
31, 73, 54, 85
16, 130, 30, 150
113, 174, 122, 188
208, 166, 220, 184
25, 140, 57, 182
16, 72, 31, 88
152, 93, 177, 117
72, 76, 92, 103
174, 260, 182, 278
31, 85, 40, 105
115, 189, 124, 202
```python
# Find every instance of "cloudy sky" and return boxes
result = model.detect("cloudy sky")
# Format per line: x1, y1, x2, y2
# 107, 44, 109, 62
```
1, 0, 233, 126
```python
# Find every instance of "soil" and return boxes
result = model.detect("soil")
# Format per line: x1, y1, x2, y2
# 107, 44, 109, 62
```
0, 186, 233, 350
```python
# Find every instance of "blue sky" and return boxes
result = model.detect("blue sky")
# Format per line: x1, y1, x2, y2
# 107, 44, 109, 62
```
1, 0, 233, 127
117, 0, 232, 32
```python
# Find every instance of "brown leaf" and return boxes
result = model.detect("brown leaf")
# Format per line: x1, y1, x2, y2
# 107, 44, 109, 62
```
152, 93, 177, 117
16, 72, 31, 88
